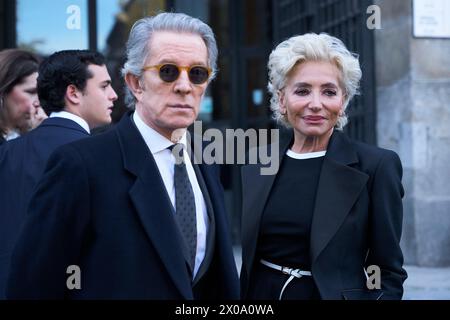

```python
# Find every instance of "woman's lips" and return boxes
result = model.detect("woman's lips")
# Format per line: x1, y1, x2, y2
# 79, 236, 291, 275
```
303, 115, 326, 123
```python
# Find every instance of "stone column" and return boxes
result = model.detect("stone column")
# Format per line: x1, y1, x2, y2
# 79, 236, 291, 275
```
375, 0, 450, 266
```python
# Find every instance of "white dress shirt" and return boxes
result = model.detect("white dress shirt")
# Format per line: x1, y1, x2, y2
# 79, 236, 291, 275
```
4, 130, 20, 141
133, 111, 208, 278
50, 111, 90, 134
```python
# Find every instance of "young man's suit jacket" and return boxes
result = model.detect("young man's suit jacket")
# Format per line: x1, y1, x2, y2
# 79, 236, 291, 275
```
0, 117, 89, 299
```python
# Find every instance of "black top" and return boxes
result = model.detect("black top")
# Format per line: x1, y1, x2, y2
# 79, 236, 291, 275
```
257, 152, 324, 269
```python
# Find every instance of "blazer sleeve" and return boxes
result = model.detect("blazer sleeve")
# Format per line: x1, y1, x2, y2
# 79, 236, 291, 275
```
6, 144, 91, 299
366, 150, 408, 300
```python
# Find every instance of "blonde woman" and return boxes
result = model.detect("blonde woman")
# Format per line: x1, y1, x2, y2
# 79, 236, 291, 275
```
241, 33, 407, 300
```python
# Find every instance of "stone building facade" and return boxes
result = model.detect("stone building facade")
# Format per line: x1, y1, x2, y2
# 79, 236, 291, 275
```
375, 0, 450, 266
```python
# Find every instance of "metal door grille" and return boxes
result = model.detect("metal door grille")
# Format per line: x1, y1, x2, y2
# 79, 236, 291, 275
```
272, 0, 376, 144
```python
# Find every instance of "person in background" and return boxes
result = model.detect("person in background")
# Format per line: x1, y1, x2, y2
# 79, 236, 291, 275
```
240, 33, 407, 300
0, 49, 42, 144
0, 50, 117, 299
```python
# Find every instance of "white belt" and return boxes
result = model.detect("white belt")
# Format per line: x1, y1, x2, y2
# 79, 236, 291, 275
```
260, 259, 312, 300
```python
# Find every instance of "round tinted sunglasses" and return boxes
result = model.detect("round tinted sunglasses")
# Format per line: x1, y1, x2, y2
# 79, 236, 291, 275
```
142, 64, 212, 85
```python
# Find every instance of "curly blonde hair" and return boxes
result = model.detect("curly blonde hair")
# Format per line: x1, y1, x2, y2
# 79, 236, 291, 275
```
267, 33, 362, 130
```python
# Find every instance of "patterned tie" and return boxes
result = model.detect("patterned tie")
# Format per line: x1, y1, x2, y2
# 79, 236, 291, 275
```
170, 144, 197, 270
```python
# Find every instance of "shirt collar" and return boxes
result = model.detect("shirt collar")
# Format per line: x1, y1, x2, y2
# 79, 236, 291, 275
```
133, 111, 187, 155
4, 130, 20, 141
50, 111, 90, 134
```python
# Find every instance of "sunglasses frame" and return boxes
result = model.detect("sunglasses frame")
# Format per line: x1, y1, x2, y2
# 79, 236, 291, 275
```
142, 64, 212, 84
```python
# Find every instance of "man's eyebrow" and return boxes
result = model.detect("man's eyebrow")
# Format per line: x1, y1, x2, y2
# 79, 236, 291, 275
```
156, 59, 208, 66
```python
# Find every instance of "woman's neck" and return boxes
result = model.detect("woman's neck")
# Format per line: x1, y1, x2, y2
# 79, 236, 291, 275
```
291, 130, 333, 153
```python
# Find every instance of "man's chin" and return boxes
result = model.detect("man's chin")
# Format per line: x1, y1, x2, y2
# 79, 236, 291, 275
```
170, 117, 196, 129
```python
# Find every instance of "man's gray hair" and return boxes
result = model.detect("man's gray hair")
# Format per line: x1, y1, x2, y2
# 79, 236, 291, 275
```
122, 12, 218, 108
268, 33, 362, 130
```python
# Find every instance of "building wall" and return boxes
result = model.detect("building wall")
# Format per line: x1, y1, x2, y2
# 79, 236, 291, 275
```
375, 0, 450, 266
0, 1, 16, 49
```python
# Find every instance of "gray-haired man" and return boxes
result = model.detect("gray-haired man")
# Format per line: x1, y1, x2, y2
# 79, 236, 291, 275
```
7, 12, 239, 300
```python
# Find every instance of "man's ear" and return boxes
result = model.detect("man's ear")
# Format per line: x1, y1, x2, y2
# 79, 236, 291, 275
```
65, 84, 82, 106
125, 73, 144, 102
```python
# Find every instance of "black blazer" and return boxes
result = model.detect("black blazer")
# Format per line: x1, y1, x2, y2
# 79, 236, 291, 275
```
6, 112, 239, 299
241, 130, 407, 300
0, 117, 89, 299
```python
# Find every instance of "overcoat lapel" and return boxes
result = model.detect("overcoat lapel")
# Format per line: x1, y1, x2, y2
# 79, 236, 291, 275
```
310, 131, 369, 263
191, 161, 216, 285
116, 113, 193, 299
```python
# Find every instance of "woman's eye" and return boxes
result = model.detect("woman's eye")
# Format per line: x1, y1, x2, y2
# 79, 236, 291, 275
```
324, 90, 337, 96
294, 89, 309, 96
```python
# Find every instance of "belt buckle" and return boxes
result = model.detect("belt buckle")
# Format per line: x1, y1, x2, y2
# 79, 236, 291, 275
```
282, 266, 303, 278
281, 266, 292, 275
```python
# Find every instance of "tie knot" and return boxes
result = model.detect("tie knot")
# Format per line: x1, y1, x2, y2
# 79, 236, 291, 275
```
169, 143, 185, 164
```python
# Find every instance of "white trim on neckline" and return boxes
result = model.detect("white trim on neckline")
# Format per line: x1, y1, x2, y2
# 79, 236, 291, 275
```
286, 150, 326, 160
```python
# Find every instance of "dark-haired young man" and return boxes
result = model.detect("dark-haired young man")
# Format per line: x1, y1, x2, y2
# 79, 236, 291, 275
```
0, 50, 117, 298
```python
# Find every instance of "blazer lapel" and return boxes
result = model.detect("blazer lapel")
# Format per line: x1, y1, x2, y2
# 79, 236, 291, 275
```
241, 132, 292, 276
117, 113, 193, 299
191, 161, 216, 286
310, 131, 369, 263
